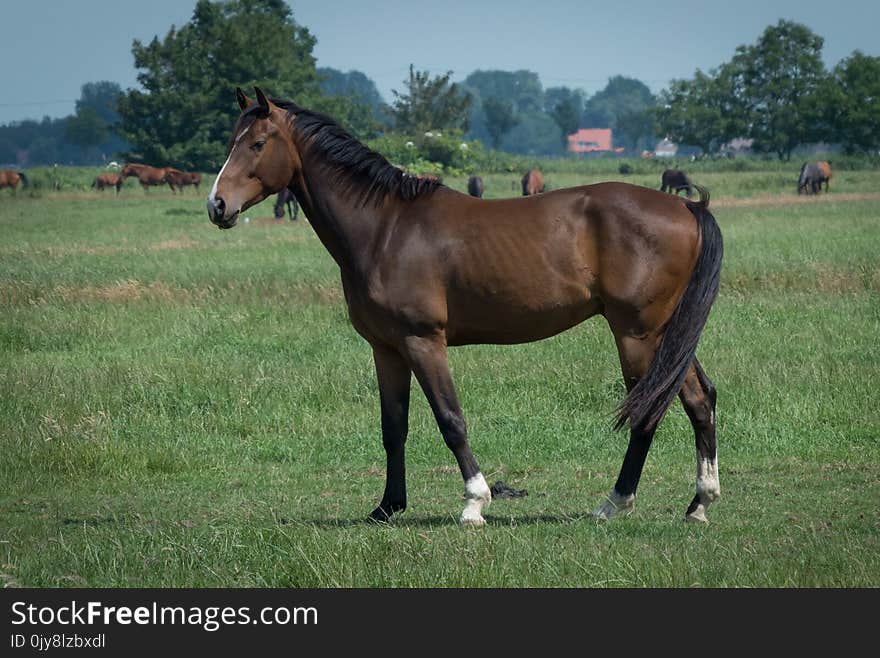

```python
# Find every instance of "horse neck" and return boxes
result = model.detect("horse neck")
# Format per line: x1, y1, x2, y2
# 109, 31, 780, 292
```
289, 148, 394, 275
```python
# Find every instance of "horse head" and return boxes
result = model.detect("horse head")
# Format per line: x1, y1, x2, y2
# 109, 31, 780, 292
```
207, 87, 301, 230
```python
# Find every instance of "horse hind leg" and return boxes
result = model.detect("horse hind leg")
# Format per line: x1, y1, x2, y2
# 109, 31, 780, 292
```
680, 359, 719, 523
593, 333, 660, 520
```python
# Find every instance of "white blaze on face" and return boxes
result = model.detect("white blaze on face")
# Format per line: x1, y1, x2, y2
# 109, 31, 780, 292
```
460, 472, 491, 526
208, 155, 231, 204
208, 125, 251, 206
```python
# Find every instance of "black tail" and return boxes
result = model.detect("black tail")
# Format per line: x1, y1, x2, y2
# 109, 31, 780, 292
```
18, 172, 28, 189
615, 185, 723, 432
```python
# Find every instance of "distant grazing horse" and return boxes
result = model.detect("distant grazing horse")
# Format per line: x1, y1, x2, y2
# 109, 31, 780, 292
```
660, 169, 693, 198
164, 168, 202, 193
92, 173, 123, 194
185, 172, 202, 190
120, 163, 176, 192
273, 187, 299, 220
0, 170, 28, 191
467, 175, 484, 198
207, 87, 723, 526
521, 168, 544, 196
798, 161, 832, 194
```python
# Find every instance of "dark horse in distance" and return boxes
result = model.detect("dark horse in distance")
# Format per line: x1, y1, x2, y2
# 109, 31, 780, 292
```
798, 161, 832, 194
660, 169, 694, 198
207, 88, 724, 526
0, 170, 28, 191
521, 169, 544, 196
467, 175, 484, 198
273, 187, 299, 220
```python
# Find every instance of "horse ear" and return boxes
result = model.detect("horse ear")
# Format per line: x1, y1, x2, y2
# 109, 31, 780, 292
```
235, 87, 252, 111
254, 87, 271, 111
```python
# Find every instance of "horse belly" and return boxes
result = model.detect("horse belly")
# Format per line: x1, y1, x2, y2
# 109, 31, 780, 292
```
442, 215, 598, 345
444, 278, 599, 345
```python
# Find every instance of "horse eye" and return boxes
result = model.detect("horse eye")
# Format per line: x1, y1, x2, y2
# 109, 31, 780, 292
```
251, 140, 266, 152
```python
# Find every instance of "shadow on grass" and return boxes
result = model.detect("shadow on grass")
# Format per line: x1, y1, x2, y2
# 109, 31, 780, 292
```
282, 513, 590, 529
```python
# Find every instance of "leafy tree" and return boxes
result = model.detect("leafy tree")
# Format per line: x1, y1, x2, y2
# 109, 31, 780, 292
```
655, 68, 745, 155
117, 0, 319, 170
0, 137, 16, 164
314, 68, 386, 137
68, 81, 130, 160
828, 51, 880, 154
481, 97, 518, 149
0, 114, 94, 166
545, 87, 584, 149
76, 81, 123, 124
582, 76, 654, 129
728, 20, 829, 160
66, 108, 108, 151
317, 68, 386, 117
462, 70, 544, 115
390, 64, 471, 133
500, 112, 563, 156
615, 108, 655, 154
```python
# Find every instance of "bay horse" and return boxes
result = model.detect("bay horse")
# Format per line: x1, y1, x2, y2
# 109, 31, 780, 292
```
273, 187, 299, 220
0, 170, 28, 191
660, 169, 694, 198
164, 168, 202, 192
186, 172, 202, 190
120, 163, 177, 192
92, 173, 123, 194
207, 88, 723, 526
467, 175, 484, 198
798, 161, 832, 194
521, 169, 544, 196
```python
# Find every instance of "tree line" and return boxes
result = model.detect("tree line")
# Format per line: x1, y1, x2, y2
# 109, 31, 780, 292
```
655, 20, 880, 159
2, 3, 877, 170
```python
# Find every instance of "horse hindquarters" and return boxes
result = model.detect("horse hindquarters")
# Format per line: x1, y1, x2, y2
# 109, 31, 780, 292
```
596, 192, 723, 521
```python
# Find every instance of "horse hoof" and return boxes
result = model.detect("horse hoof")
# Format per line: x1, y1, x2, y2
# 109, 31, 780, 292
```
460, 510, 486, 527
591, 491, 635, 520
367, 507, 393, 524
684, 505, 709, 524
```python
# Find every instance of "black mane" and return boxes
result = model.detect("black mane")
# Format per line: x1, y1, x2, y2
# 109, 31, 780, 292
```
237, 99, 442, 206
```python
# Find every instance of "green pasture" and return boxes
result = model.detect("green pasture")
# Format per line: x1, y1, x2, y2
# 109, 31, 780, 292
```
1, 169, 878, 587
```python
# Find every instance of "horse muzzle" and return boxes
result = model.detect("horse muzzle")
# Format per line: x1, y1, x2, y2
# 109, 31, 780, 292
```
206, 196, 238, 229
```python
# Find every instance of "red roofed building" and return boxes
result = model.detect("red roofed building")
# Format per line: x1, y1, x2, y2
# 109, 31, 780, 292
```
567, 128, 614, 154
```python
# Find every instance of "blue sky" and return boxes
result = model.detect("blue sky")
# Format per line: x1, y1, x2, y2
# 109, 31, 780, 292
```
1, 0, 878, 124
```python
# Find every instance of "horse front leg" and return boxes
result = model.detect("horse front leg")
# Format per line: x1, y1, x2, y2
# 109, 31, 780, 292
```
368, 345, 412, 523
404, 334, 491, 526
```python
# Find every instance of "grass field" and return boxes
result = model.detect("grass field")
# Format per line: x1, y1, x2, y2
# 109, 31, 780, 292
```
1, 169, 879, 587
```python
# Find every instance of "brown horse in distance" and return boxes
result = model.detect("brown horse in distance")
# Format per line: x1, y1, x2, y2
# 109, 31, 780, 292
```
467, 175, 484, 198
207, 88, 724, 526
120, 163, 177, 192
521, 168, 544, 196
92, 173, 123, 194
0, 170, 28, 191
164, 168, 202, 192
